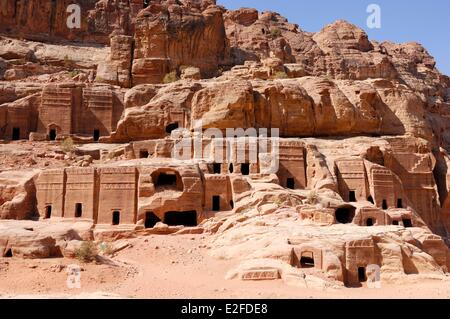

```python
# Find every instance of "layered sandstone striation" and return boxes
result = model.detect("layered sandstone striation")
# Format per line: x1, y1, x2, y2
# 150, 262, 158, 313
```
0, 0, 449, 290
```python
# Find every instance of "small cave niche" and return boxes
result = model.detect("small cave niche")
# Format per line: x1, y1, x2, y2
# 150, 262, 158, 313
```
367, 196, 374, 204
152, 170, 183, 191
382, 199, 388, 210
4, 249, 13, 258
165, 122, 179, 135
143, 0, 150, 8
93, 129, 100, 142
140, 149, 149, 159
241, 163, 250, 176
366, 218, 374, 227
164, 211, 197, 227
392, 220, 399, 226
49, 129, 57, 141
112, 211, 120, 225
348, 190, 356, 202
45, 205, 52, 219
286, 178, 295, 189
402, 219, 413, 228
300, 252, 315, 268
145, 211, 161, 229
213, 163, 221, 174
12, 127, 20, 140
229, 163, 234, 173
75, 203, 82, 218
358, 267, 367, 282
397, 198, 403, 208
230, 200, 234, 209
335, 206, 355, 224
212, 196, 221, 211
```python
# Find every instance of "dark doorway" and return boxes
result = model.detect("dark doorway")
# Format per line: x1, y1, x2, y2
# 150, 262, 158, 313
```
335, 206, 355, 224
358, 267, 367, 282
165, 123, 179, 134
393, 220, 399, 226
287, 178, 295, 189
49, 129, 57, 141
300, 255, 315, 268
143, 0, 150, 8
75, 203, 82, 218
156, 173, 177, 187
349, 191, 356, 202
140, 149, 149, 159
45, 205, 52, 219
366, 218, 374, 227
382, 199, 388, 210
212, 196, 220, 211
12, 127, 20, 140
93, 129, 100, 142
229, 163, 234, 173
112, 211, 120, 225
367, 196, 374, 204
145, 211, 161, 229
213, 163, 221, 174
4, 249, 12, 258
230, 200, 234, 209
397, 198, 403, 208
164, 211, 197, 227
403, 219, 413, 228
241, 163, 250, 175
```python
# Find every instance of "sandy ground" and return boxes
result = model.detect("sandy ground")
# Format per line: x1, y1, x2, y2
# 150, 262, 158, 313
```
0, 234, 449, 299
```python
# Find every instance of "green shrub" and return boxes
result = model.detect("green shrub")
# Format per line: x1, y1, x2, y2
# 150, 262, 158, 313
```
270, 28, 282, 38
163, 71, 179, 84
68, 70, 81, 78
75, 241, 98, 263
273, 71, 288, 79
306, 190, 319, 205
60, 137, 74, 153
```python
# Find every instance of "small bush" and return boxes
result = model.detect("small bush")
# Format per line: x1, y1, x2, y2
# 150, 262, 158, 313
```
98, 242, 115, 256
163, 71, 179, 84
75, 241, 98, 263
270, 28, 282, 38
60, 137, 74, 153
68, 70, 81, 78
306, 190, 319, 205
273, 71, 288, 79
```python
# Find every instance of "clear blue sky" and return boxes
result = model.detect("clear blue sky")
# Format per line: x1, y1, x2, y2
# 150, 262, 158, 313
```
218, 0, 450, 76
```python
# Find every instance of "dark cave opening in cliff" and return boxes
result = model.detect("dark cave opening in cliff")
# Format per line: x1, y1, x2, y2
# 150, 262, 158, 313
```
358, 267, 367, 282
12, 127, 20, 140
403, 219, 413, 228
93, 129, 100, 142
140, 149, 149, 159
367, 196, 374, 204
4, 249, 13, 258
366, 218, 374, 227
397, 198, 403, 208
287, 178, 295, 189
75, 203, 83, 218
45, 205, 52, 219
143, 0, 150, 8
300, 255, 315, 268
49, 129, 57, 141
164, 211, 197, 227
165, 122, 179, 135
349, 190, 356, 202
145, 211, 161, 228
212, 196, 220, 211
382, 199, 388, 210
112, 211, 120, 225
213, 163, 221, 174
241, 163, 250, 175
335, 206, 355, 224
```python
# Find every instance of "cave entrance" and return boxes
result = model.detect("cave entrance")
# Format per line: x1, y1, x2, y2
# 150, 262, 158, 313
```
145, 211, 161, 229
212, 196, 220, 211
366, 218, 374, 227
358, 267, 367, 282
403, 219, 413, 228
75, 203, 82, 218
165, 122, 179, 134
349, 190, 356, 202
140, 149, 149, 159
241, 163, 250, 176
382, 199, 388, 210
156, 172, 177, 187
397, 198, 403, 208
45, 205, 52, 219
213, 163, 221, 174
49, 129, 57, 141
229, 163, 234, 173
12, 127, 20, 140
287, 178, 295, 189
163, 211, 197, 227
335, 206, 355, 224
4, 249, 12, 258
393, 220, 399, 226
143, 0, 150, 8
93, 129, 100, 142
367, 196, 374, 204
300, 253, 315, 268
112, 211, 120, 225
